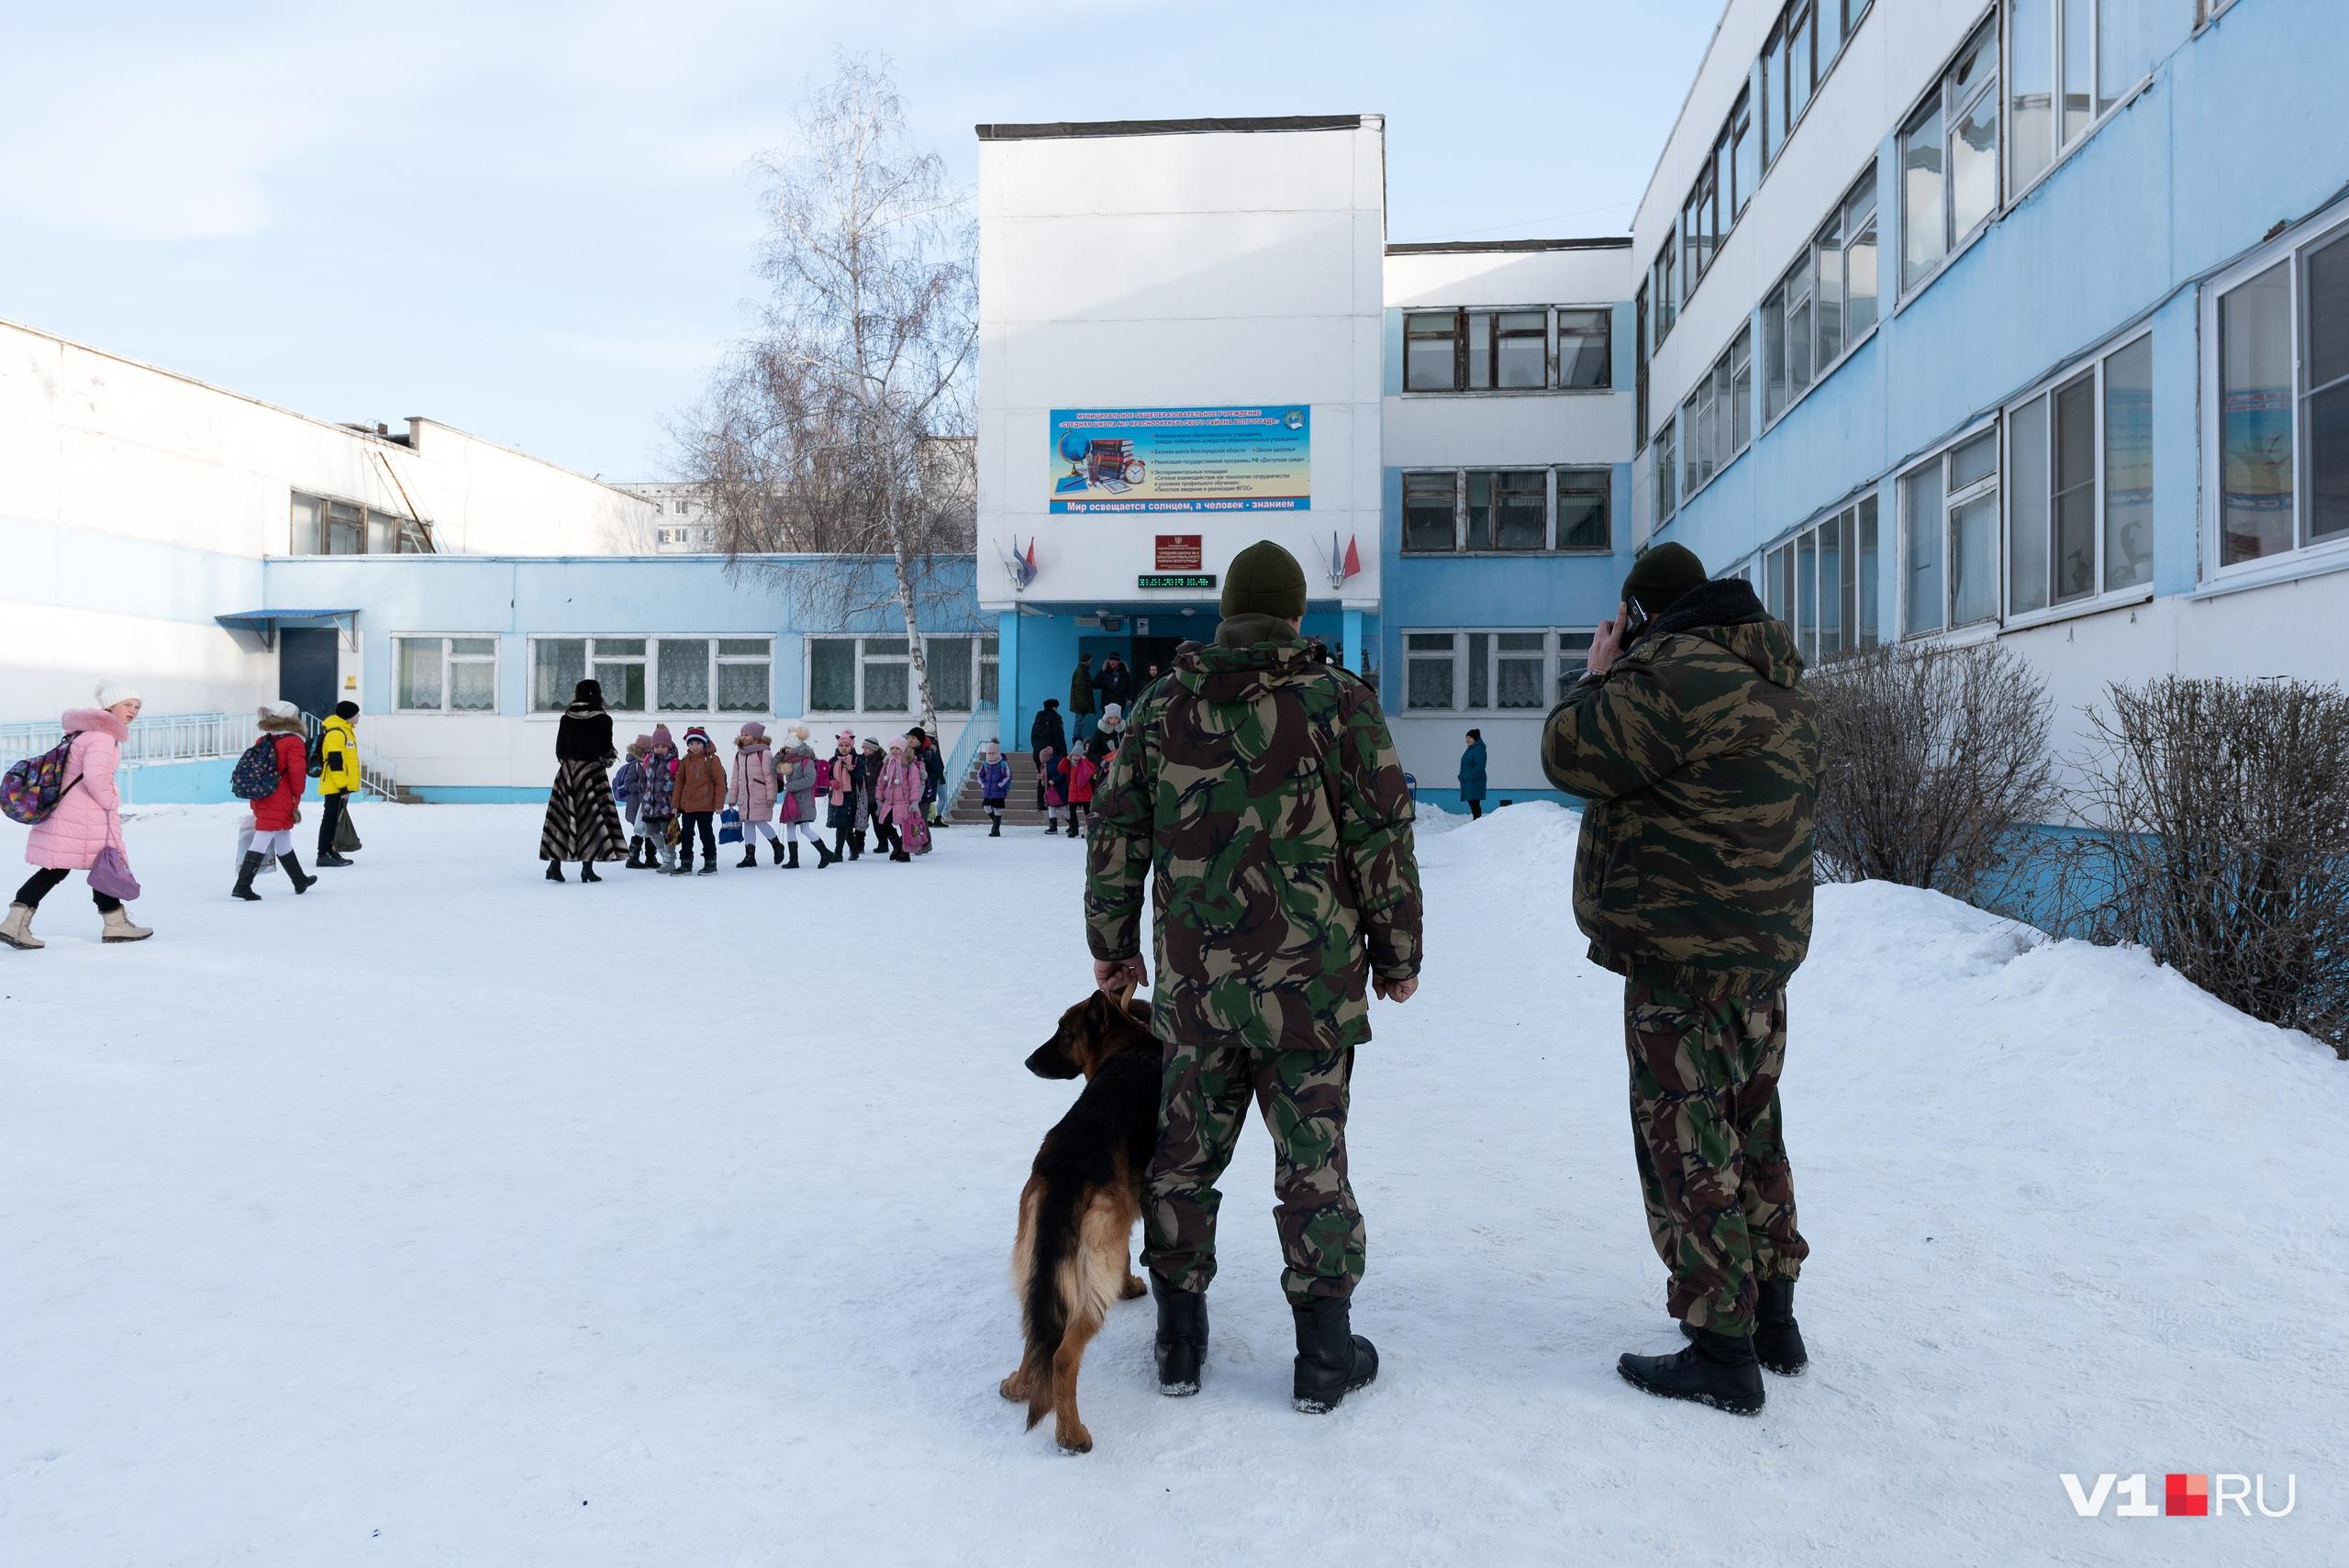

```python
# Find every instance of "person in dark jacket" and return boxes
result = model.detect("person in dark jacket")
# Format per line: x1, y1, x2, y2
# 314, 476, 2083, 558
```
908, 724, 949, 828
1030, 697, 1067, 791
1093, 653, 1136, 714
1085, 704, 1124, 768
1068, 656, 1097, 742
540, 680, 627, 883
1458, 728, 1488, 820
1540, 541, 1820, 1418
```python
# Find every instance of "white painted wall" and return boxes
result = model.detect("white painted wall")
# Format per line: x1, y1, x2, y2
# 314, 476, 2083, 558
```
976, 120, 1386, 611
0, 317, 661, 719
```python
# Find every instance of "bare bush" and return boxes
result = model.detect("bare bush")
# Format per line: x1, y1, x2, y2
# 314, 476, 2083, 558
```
2063, 678, 2349, 1058
1810, 640, 2056, 897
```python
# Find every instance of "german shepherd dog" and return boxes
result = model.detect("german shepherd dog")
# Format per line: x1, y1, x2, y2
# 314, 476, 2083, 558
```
1000, 987, 1161, 1453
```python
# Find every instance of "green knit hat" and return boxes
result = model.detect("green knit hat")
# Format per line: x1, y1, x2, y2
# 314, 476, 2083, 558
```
1621, 542, 1709, 618
1220, 539, 1308, 620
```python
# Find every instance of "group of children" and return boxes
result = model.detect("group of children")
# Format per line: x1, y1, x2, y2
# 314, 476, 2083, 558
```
611, 721, 946, 873
1022, 743, 1100, 839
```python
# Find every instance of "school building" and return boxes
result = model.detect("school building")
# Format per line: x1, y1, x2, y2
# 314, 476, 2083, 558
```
5, 0, 2343, 812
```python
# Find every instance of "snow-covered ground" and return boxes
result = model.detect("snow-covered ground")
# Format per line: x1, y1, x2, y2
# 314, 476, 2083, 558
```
3, 802, 2343, 1567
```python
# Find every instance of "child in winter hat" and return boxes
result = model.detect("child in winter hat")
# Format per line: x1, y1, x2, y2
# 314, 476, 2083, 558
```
1036, 744, 1064, 834
976, 739, 1011, 839
95, 679, 142, 712
614, 735, 653, 868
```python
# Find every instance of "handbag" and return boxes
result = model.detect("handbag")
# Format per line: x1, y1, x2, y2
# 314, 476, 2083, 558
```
334, 808, 362, 853
89, 844, 141, 901
780, 787, 801, 825
718, 807, 743, 845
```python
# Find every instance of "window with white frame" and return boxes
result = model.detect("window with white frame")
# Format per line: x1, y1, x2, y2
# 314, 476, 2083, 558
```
529, 636, 770, 713
2006, 333, 2155, 614
2210, 218, 2349, 571
1764, 166, 1878, 423
1399, 468, 1612, 553
1403, 306, 1613, 392
2007, 0, 2171, 194
806, 634, 996, 713
1899, 429, 2001, 636
1763, 498, 1879, 662
1900, 19, 1999, 294
394, 636, 497, 713
1654, 419, 1678, 528
1401, 629, 1600, 711
1682, 328, 1753, 497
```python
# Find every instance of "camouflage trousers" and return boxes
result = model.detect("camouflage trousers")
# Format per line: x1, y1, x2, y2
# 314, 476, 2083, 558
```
1141, 1036, 1364, 1305
1625, 981, 1808, 1336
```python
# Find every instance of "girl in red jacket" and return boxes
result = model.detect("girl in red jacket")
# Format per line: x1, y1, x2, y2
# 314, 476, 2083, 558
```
232, 701, 317, 901
1058, 749, 1097, 840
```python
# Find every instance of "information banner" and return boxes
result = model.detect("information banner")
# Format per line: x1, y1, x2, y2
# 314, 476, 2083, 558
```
1049, 406, 1310, 514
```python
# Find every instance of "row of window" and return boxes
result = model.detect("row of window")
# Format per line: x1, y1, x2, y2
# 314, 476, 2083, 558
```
1402, 306, 1612, 394
1646, 3, 2179, 465
1650, 0, 1874, 348
1401, 629, 1596, 713
1755, 496, 1882, 663
1399, 467, 1612, 555
288, 492, 430, 556
2213, 224, 2349, 569
655, 526, 716, 547
387, 634, 1001, 716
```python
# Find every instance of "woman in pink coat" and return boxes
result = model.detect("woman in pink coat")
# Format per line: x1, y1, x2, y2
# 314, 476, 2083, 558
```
4, 679, 151, 949
874, 735, 929, 863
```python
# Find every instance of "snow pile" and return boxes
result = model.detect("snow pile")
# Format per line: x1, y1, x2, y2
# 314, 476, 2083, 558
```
1, 803, 2342, 1566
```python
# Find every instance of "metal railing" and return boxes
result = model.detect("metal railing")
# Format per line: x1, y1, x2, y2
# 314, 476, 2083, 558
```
938, 698, 1002, 817
0, 710, 242, 766
297, 711, 408, 802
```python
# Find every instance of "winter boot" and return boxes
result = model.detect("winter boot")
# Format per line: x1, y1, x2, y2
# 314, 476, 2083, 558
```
696, 855, 718, 875
786, 840, 801, 869
232, 851, 266, 901
101, 906, 152, 942
988, 816, 1002, 838
1620, 1327, 1765, 1415
813, 836, 839, 869
279, 854, 317, 895
317, 850, 353, 868
1754, 1279, 1807, 1374
1152, 1274, 1208, 1396
849, 830, 865, 862
624, 839, 642, 869
738, 842, 758, 869
1291, 1296, 1378, 1414
546, 861, 566, 882
671, 846, 694, 876
0, 903, 43, 950
580, 862, 602, 884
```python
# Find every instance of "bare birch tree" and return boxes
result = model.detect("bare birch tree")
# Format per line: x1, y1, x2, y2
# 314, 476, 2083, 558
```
677, 53, 975, 733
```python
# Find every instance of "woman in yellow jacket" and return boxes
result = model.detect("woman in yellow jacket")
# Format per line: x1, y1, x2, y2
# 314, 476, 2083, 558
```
315, 702, 362, 867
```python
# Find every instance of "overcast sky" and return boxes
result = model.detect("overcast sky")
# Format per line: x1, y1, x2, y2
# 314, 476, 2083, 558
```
1, 0, 1721, 479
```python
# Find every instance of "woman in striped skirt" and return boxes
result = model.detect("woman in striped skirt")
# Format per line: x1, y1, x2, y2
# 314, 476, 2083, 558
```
540, 679, 627, 883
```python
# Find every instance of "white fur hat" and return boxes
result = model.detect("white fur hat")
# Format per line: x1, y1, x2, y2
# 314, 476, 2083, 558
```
95, 679, 142, 709
261, 699, 299, 723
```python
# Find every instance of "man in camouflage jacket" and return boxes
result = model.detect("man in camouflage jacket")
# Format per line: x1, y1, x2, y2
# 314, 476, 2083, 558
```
1086, 540, 1421, 1415
1541, 541, 1818, 1417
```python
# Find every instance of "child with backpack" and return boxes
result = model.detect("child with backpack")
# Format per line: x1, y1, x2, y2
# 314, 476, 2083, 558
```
3, 679, 151, 948
976, 740, 1010, 838
1058, 748, 1097, 840
231, 701, 317, 901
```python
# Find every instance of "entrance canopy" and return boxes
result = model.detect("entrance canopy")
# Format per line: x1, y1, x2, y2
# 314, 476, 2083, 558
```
215, 608, 358, 651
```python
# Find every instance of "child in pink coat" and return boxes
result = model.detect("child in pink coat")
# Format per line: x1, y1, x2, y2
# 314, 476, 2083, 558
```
6, 680, 150, 948
874, 735, 930, 862
1058, 750, 1097, 840
1035, 745, 1066, 835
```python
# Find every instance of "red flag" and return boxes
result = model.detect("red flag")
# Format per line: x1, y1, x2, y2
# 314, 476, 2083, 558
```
1022, 537, 1038, 585
1341, 534, 1363, 581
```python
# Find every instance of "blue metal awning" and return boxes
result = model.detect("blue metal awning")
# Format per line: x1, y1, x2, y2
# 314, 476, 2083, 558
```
215, 608, 359, 649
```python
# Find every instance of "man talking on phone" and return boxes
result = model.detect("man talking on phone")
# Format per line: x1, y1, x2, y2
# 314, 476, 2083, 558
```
1542, 541, 1820, 1416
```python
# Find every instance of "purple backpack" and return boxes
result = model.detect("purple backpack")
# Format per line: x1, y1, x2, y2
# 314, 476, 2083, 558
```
0, 733, 80, 826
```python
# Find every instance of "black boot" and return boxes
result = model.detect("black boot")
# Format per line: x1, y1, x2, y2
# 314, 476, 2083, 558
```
623, 840, 641, 869
1754, 1279, 1807, 1374
546, 861, 565, 883
279, 854, 317, 895
671, 848, 694, 876
813, 836, 839, 869
849, 830, 864, 862
988, 817, 1001, 838
317, 850, 352, 868
232, 851, 266, 901
739, 843, 758, 869
1291, 1296, 1378, 1414
1152, 1274, 1208, 1396
786, 840, 800, 869
580, 861, 601, 884
1620, 1326, 1765, 1415
769, 838, 787, 867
